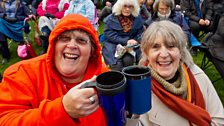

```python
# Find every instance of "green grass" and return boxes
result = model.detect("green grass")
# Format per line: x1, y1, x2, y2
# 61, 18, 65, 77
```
0, 21, 223, 104
192, 51, 224, 104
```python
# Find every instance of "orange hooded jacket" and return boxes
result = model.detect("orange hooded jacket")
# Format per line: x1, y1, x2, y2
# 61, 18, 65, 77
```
0, 14, 107, 126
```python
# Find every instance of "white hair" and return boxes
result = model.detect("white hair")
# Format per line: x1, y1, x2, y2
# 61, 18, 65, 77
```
112, 0, 140, 17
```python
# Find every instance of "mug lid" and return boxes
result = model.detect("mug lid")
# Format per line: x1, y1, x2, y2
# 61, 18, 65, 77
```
122, 65, 151, 79
96, 70, 126, 89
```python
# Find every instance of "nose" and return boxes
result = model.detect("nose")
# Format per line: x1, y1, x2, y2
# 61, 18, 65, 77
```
67, 38, 78, 48
159, 46, 169, 57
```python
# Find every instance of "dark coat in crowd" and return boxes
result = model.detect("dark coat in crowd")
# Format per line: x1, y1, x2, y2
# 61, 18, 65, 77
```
180, 0, 206, 22
203, 16, 224, 61
0, 0, 31, 21
202, 0, 224, 31
145, 11, 191, 40
102, 13, 144, 65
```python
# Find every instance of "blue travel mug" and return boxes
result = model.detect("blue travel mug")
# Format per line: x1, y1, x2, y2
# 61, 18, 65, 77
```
122, 65, 151, 115
81, 71, 127, 126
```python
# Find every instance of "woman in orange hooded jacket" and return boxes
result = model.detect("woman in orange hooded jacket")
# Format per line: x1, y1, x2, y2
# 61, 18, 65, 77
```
0, 14, 107, 126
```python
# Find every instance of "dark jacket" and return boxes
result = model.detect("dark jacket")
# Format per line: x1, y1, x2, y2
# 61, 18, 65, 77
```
180, 0, 202, 22
32, 0, 42, 9
201, 0, 224, 21
203, 16, 224, 61
145, 11, 191, 40
102, 13, 144, 65
0, 0, 30, 21
140, 4, 151, 21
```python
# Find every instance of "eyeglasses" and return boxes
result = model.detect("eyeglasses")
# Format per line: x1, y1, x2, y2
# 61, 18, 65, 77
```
123, 4, 134, 9
57, 35, 90, 45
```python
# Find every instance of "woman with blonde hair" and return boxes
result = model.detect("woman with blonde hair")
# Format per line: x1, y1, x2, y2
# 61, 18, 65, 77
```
136, 20, 224, 126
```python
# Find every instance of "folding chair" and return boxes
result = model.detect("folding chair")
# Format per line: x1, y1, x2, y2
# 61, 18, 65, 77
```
189, 33, 202, 48
182, 15, 202, 51
99, 33, 105, 44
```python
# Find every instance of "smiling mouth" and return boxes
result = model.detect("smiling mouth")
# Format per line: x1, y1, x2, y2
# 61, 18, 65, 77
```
64, 53, 79, 60
157, 61, 172, 65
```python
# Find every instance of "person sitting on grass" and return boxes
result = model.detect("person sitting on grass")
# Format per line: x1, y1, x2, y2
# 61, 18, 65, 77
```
102, 0, 144, 71
0, 0, 32, 64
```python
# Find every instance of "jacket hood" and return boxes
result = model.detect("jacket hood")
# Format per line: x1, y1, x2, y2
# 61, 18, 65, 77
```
46, 14, 102, 81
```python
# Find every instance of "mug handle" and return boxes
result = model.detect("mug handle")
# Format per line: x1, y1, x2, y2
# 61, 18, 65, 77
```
80, 82, 97, 89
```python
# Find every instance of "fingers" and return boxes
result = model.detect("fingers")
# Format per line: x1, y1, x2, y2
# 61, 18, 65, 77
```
75, 75, 97, 89
127, 39, 138, 45
89, 75, 97, 82
88, 94, 98, 105
84, 104, 99, 115
83, 94, 99, 116
63, 84, 99, 118
126, 111, 140, 119
63, 92, 99, 118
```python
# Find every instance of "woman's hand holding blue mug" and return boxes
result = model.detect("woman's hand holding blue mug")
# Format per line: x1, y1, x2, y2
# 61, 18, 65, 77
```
80, 66, 152, 126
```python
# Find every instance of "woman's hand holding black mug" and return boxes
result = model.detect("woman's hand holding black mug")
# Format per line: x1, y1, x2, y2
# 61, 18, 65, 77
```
62, 76, 99, 118
80, 66, 152, 126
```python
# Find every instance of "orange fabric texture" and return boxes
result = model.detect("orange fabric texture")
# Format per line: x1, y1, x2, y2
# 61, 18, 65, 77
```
152, 64, 211, 126
0, 14, 106, 126
182, 65, 192, 102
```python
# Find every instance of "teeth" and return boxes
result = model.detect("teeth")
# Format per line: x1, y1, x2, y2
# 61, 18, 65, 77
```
159, 61, 171, 65
64, 53, 78, 59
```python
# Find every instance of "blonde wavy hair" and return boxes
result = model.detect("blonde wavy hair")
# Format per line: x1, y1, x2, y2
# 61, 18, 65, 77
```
112, 0, 140, 17
141, 20, 194, 68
